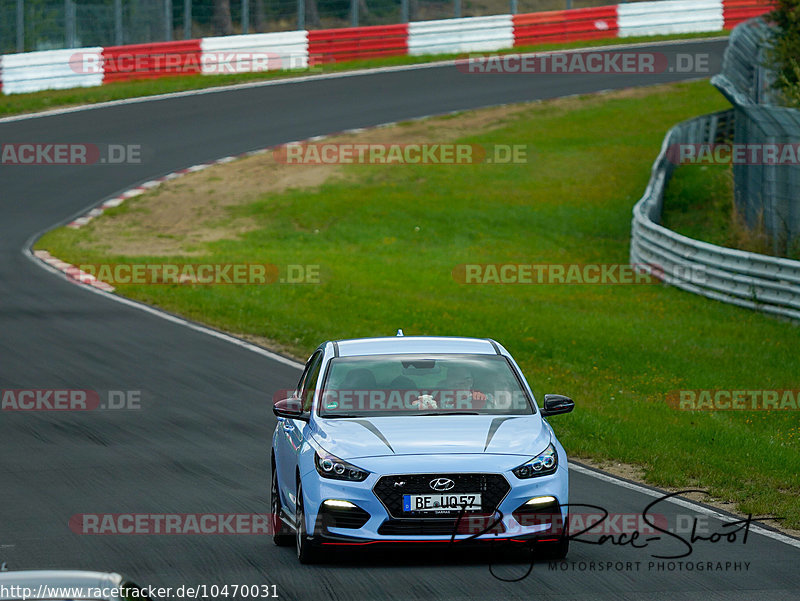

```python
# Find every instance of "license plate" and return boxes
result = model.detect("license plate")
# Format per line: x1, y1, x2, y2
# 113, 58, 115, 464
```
403, 493, 482, 512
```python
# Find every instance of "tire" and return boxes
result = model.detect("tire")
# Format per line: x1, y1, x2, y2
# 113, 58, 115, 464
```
538, 512, 570, 560
295, 481, 321, 564
270, 459, 294, 547
539, 534, 569, 560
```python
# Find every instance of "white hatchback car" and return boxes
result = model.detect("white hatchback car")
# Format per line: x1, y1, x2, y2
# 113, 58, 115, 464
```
271, 334, 575, 563
0, 568, 150, 601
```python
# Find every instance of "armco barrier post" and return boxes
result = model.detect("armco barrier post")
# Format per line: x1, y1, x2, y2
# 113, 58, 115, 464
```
243, 0, 249, 34
114, 0, 122, 45
65, 0, 76, 48
184, 0, 191, 39
16, 0, 24, 52
298, 0, 305, 30
164, 0, 173, 41
402, 0, 409, 23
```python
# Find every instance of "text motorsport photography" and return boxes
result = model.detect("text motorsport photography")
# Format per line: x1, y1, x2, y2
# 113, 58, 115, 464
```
444, 488, 772, 582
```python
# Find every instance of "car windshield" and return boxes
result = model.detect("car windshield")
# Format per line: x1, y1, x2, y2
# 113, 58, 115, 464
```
318, 354, 534, 417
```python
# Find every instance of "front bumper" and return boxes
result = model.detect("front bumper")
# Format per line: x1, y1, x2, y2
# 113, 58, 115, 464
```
299, 453, 569, 546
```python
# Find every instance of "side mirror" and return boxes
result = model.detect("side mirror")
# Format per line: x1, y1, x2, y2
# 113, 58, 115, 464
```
273, 397, 309, 421
541, 394, 574, 416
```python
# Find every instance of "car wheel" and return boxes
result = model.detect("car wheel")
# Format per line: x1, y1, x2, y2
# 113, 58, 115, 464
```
270, 460, 294, 547
295, 481, 320, 564
540, 535, 569, 560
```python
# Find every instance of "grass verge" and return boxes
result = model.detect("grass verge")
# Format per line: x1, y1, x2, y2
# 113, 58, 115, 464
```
36, 79, 800, 529
662, 164, 800, 260
0, 31, 728, 117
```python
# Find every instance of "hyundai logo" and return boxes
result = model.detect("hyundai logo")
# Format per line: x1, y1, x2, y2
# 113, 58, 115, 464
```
429, 478, 455, 491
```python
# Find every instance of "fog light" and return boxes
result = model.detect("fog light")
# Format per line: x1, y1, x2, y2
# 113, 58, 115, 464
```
323, 499, 357, 509
525, 496, 557, 507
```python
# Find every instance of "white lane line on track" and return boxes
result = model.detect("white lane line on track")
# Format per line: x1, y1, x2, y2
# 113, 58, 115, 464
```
25, 241, 800, 549
23, 238, 800, 550
0, 36, 727, 125
570, 463, 800, 549
23, 238, 303, 371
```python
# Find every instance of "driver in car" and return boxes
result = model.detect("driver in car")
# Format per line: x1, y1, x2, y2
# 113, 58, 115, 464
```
413, 366, 491, 411
445, 366, 488, 403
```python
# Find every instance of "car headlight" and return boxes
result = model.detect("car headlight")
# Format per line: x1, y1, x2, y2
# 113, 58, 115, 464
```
512, 443, 558, 479
314, 449, 369, 482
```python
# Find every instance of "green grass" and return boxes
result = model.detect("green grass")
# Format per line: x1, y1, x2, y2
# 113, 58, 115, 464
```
662, 164, 735, 246
37, 79, 800, 528
0, 31, 728, 117
662, 164, 800, 260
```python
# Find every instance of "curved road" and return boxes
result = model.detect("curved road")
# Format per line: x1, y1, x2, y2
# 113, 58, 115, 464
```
1, 39, 798, 600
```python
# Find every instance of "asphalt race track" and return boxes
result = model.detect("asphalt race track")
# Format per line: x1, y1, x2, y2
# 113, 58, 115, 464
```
1, 39, 799, 600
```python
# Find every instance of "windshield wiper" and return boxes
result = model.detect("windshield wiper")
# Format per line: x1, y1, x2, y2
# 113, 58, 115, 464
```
419, 412, 481, 416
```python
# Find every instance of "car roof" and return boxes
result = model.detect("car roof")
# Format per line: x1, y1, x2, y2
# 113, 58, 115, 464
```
0, 570, 123, 600
332, 336, 502, 357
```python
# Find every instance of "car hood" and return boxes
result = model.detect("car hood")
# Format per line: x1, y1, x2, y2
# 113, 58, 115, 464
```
309, 415, 548, 459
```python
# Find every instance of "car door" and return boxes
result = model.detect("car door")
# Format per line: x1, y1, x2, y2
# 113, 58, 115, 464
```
275, 350, 323, 513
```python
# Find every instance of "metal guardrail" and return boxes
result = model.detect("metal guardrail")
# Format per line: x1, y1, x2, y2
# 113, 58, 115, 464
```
0, 0, 639, 54
710, 15, 773, 106
630, 110, 800, 321
711, 17, 800, 256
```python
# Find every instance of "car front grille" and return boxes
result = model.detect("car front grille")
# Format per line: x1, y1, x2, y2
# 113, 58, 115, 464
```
373, 473, 511, 519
